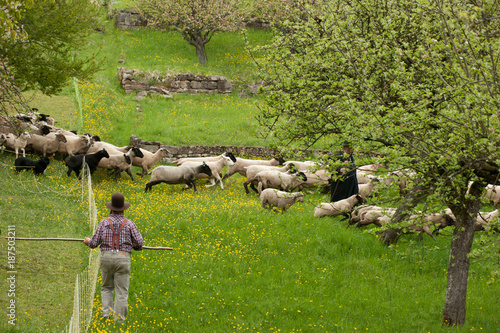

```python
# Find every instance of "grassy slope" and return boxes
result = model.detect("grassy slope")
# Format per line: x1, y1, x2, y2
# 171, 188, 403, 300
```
2, 6, 499, 333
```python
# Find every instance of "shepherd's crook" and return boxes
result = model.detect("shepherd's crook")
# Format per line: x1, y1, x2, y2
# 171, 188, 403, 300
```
5, 237, 173, 250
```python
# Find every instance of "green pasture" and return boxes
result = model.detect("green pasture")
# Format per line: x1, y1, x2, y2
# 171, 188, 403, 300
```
0, 150, 498, 333
2, 5, 499, 333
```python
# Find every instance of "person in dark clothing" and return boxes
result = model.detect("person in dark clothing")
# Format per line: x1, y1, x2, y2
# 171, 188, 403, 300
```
330, 142, 359, 202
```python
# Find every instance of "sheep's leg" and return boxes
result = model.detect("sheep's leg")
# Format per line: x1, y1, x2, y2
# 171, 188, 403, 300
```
250, 182, 259, 194
22, 148, 26, 157
145, 180, 162, 192
125, 167, 134, 181
204, 177, 219, 188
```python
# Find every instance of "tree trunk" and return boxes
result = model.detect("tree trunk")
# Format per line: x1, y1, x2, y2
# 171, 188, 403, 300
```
194, 42, 207, 65
442, 181, 482, 326
381, 184, 427, 245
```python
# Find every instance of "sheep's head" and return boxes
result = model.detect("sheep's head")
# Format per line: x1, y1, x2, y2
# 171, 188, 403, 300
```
223, 155, 235, 166
225, 151, 237, 163
131, 147, 144, 158
100, 148, 110, 159
295, 171, 308, 182
200, 162, 213, 177
275, 156, 286, 165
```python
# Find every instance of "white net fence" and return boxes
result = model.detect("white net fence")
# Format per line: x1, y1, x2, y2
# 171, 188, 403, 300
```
64, 165, 101, 333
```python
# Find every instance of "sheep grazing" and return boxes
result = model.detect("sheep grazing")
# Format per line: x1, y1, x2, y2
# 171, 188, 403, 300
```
181, 154, 236, 189
97, 146, 144, 180
145, 162, 213, 193
28, 132, 67, 157
132, 148, 171, 177
256, 170, 308, 193
14, 156, 50, 175
65, 148, 110, 178
223, 156, 286, 180
314, 194, 364, 218
260, 188, 304, 212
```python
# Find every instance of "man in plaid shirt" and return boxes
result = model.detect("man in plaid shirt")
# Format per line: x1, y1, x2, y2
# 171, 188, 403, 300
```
84, 192, 143, 323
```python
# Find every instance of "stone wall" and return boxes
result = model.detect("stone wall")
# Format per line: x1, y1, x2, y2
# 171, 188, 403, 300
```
128, 135, 280, 162
114, 9, 147, 30
117, 67, 232, 97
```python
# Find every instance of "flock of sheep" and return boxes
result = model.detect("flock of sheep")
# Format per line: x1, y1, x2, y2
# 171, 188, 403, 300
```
2, 110, 500, 238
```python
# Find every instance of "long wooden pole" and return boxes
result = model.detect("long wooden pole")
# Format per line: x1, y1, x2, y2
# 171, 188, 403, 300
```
5, 237, 173, 250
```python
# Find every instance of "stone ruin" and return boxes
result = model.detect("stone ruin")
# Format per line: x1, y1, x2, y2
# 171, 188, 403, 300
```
117, 67, 232, 98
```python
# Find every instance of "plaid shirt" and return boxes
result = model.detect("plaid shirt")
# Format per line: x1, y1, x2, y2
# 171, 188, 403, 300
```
88, 213, 143, 252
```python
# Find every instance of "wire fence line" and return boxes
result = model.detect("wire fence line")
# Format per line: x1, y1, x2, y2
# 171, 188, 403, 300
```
64, 164, 101, 333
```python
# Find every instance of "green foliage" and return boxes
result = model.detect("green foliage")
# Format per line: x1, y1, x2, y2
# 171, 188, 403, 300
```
0, 0, 103, 95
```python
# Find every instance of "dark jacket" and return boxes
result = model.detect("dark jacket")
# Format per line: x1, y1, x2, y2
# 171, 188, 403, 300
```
330, 152, 359, 202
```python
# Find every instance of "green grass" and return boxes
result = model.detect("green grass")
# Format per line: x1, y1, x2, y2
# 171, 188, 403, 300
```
0, 150, 498, 332
4, 6, 500, 333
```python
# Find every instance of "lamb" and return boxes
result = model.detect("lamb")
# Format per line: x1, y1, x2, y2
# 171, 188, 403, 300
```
260, 188, 304, 212
243, 164, 295, 194
14, 156, 50, 175
256, 170, 308, 193
57, 134, 93, 156
65, 148, 110, 178
181, 155, 236, 189
223, 156, 286, 180
349, 205, 394, 226
97, 146, 144, 180
131, 148, 171, 177
313, 194, 364, 218
145, 162, 213, 192
13, 132, 31, 158
174, 152, 236, 166
28, 132, 68, 157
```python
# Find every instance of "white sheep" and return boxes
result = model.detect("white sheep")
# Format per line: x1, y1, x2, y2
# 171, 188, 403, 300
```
441, 208, 499, 232
260, 189, 304, 212
296, 169, 331, 192
181, 155, 236, 189
13, 132, 31, 158
132, 148, 171, 177
28, 132, 68, 157
145, 162, 213, 192
483, 184, 500, 209
174, 152, 236, 166
87, 140, 128, 155
243, 165, 293, 194
223, 156, 286, 180
256, 170, 308, 193
357, 177, 380, 200
57, 134, 92, 156
97, 146, 144, 180
283, 160, 320, 171
314, 194, 364, 218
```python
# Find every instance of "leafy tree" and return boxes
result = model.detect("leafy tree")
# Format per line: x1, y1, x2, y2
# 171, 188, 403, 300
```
0, 0, 102, 96
0, 0, 34, 41
134, 0, 251, 65
254, 0, 500, 327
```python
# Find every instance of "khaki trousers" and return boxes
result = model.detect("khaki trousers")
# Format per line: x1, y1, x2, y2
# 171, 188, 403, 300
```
100, 251, 131, 321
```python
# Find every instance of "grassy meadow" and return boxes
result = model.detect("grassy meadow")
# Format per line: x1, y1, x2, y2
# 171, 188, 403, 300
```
1, 5, 499, 333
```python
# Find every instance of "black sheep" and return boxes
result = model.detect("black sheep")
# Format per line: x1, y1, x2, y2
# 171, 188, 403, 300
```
15, 156, 50, 175
66, 148, 109, 178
